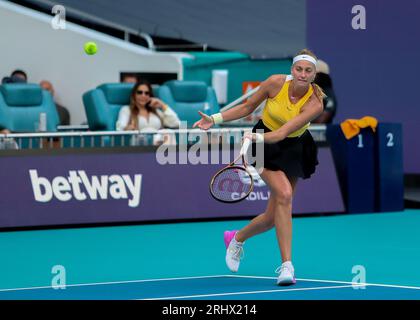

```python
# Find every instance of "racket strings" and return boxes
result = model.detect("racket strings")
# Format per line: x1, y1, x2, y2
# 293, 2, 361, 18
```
210, 167, 253, 202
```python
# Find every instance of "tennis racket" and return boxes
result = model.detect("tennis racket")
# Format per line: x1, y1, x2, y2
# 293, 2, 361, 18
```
210, 138, 253, 203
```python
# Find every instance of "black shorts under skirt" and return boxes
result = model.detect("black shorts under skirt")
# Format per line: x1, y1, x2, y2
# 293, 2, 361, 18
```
250, 120, 318, 179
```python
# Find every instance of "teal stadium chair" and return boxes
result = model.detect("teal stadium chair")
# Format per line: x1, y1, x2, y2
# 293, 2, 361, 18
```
158, 80, 220, 127
83, 83, 135, 131
83, 83, 161, 131
0, 84, 60, 132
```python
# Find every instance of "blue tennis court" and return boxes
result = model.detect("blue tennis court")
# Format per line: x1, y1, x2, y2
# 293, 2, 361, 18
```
1, 275, 420, 300
1, 0, 419, 305
1, 209, 420, 300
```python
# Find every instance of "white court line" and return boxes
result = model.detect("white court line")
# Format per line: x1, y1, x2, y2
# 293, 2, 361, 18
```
141, 284, 366, 300
227, 275, 420, 291
0, 275, 229, 293
1, 274, 419, 294
298, 277, 420, 291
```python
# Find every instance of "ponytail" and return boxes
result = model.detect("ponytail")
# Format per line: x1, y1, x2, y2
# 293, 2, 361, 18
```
312, 83, 326, 102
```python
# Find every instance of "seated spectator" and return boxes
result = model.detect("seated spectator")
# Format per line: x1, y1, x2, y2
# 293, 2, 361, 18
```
122, 74, 138, 84
40, 80, 71, 125
0, 128, 11, 134
11, 70, 27, 82
2, 69, 28, 84
312, 60, 337, 124
116, 81, 180, 131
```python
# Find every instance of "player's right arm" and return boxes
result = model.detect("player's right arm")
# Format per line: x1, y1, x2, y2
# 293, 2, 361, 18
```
193, 75, 285, 130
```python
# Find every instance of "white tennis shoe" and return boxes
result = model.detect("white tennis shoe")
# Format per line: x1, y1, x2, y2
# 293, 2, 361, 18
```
276, 261, 296, 285
224, 230, 244, 273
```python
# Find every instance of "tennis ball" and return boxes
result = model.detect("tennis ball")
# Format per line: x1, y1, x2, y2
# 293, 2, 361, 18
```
84, 42, 98, 55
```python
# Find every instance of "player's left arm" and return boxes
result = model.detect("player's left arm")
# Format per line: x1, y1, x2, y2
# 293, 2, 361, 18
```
264, 95, 323, 144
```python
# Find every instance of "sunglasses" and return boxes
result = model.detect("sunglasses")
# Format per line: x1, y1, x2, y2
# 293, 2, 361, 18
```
136, 90, 150, 96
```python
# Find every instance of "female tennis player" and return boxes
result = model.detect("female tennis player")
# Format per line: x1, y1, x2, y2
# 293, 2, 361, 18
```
193, 49, 324, 285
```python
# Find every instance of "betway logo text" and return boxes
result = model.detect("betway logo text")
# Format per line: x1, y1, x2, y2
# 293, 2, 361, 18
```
29, 170, 142, 207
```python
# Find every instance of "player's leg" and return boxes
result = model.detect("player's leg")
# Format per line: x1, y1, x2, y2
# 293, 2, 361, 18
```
224, 192, 276, 273
234, 194, 276, 243
259, 169, 298, 285
235, 170, 298, 243
224, 169, 297, 273
258, 169, 297, 262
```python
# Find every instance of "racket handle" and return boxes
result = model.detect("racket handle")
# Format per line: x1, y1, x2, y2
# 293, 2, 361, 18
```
240, 138, 252, 156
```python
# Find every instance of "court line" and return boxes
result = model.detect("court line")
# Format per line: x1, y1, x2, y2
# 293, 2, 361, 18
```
227, 275, 420, 291
1, 274, 419, 293
0, 275, 229, 292
141, 284, 366, 300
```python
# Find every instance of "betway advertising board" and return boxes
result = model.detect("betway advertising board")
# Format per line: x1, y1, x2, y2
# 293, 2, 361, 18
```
0, 147, 344, 229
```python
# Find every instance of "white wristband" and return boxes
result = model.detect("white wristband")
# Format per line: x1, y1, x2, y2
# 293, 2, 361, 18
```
211, 113, 224, 125
254, 133, 264, 143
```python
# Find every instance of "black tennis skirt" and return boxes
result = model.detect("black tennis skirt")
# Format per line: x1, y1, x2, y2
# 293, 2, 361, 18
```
250, 120, 318, 179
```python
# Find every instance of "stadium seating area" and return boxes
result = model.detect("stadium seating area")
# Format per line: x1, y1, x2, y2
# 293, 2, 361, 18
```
0, 80, 220, 133
0, 83, 60, 132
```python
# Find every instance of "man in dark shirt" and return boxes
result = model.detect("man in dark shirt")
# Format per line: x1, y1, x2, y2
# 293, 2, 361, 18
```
312, 60, 337, 124
122, 74, 138, 83
2, 69, 28, 84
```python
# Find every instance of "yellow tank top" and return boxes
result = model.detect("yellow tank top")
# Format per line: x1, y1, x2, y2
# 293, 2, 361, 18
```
261, 80, 313, 137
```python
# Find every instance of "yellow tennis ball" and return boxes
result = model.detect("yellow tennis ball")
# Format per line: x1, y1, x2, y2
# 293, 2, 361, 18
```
84, 42, 98, 55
